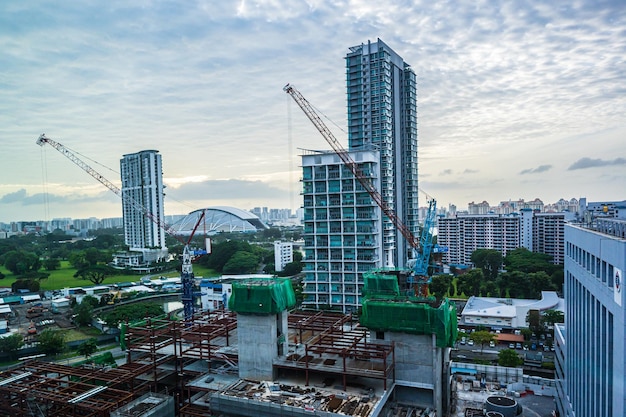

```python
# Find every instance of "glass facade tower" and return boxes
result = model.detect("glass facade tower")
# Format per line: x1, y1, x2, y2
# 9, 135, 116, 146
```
345, 38, 418, 269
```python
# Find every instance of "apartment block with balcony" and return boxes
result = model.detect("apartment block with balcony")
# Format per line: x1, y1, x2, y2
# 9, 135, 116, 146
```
301, 150, 382, 313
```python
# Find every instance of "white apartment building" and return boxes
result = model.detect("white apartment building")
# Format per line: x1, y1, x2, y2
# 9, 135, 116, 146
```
119, 150, 167, 264
438, 211, 574, 267
301, 150, 383, 313
437, 214, 521, 267
274, 241, 293, 272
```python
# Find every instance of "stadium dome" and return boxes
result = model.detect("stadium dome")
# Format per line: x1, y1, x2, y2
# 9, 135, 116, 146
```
171, 206, 269, 235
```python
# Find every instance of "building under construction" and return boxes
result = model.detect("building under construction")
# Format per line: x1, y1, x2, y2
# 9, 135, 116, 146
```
0, 273, 457, 417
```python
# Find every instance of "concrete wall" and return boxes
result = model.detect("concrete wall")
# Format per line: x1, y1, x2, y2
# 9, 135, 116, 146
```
237, 312, 288, 381
381, 332, 445, 416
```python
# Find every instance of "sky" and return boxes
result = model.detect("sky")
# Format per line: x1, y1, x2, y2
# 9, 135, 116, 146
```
1, 0, 625, 223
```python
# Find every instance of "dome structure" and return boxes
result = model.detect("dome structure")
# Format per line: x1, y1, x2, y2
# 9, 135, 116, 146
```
171, 206, 269, 235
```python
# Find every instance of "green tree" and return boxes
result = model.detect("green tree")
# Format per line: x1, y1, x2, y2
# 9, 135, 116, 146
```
0, 333, 24, 360
68, 251, 90, 270
541, 309, 564, 327
43, 258, 61, 271
470, 249, 503, 281
457, 269, 484, 297
73, 300, 95, 326
504, 248, 557, 274
498, 349, 522, 367
526, 309, 543, 335
278, 262, 303, 277
204, 240, 252, 272
74, 264, 115, 285
429, 274, 453, 299
527, 271, 556, 299
471, 330, 496, 353
103, 302, 164, 327
37, 329, 66, 355
223, 251, 259, 274
3, 250, 41, 275
77, 338, 98, 360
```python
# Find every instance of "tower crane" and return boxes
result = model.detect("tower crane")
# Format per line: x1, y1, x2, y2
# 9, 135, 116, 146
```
283, 84, 436, 296
36, 134, 203, 321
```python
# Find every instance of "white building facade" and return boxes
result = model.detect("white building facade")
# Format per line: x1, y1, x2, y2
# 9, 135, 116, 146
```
119, 150, 167, 262
438, 211, 573, 267
273, 241, 293, 272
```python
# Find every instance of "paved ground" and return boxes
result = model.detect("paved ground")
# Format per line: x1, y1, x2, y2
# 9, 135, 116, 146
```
517, 394, 556, 417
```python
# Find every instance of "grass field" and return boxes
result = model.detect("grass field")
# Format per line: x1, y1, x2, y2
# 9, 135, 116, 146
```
0, 261, 219, 292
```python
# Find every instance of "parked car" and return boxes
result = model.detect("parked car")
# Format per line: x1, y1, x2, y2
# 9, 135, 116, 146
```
516, 342, 522, 349
467, 339, 474, 346
489, 341, 495, 348
509, 343, 515, 349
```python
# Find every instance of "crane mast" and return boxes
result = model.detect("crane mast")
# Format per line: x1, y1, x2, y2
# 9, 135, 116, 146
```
37, 134, 200, 320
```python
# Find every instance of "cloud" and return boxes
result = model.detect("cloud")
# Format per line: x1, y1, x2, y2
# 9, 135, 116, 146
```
0, 189, 28, 204
520, 164, 553, 175
439, 169, 453, 176
568, 157, 626, 170
463, 169, 478, 174
169, 179, 287, 201
0, 189, 116, 206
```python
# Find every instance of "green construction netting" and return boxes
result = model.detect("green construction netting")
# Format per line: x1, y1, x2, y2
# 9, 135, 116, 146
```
362, 271, 400, 297
360, 297, 458, 348
228, 278, 296, 315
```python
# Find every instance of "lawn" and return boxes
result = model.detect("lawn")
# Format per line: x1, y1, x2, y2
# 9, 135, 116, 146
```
0, 261, 219, 292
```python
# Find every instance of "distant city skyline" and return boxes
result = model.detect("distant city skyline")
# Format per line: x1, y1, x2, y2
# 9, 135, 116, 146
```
0, 195, 605, 225
1, 1, 624, 225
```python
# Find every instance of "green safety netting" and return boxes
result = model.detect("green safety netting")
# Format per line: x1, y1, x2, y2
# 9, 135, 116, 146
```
228, 278, 296, 315
359, 271, 458, 348
360, 297, 457, 348
361, 271, 400, 297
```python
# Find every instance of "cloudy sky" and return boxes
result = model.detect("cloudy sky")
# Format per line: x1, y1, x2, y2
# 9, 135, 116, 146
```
1, 0, 625, 223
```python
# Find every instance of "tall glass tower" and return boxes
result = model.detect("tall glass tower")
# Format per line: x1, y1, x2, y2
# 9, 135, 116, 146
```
345, 38, 418, 269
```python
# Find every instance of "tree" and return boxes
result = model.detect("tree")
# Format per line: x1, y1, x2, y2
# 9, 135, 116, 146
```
456, 269, 484, 297
471, 330, 496, 353
103, 302, 164, 327
541, 309, 564, 327
3, 250, 41, 275
498, 349, 522, 367
429, 274, 453, 299
527, 271, 556, 299
73, 301, 95, 326
526, 309, 542, 335
279, 262, 302, 277
74, 264, 115, 285
470, 249, 503, 281
204, 240, 251, 272
222, 251, 259, 274
77, 338, 98, 360
37, 329, 66, 355
504, 248, 558, 274
43, 258, 61, 271
0, 333, 24, 360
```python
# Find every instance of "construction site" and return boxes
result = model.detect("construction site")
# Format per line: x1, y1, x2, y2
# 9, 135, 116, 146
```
0, 273, 458, 417
17, 88, 460, 417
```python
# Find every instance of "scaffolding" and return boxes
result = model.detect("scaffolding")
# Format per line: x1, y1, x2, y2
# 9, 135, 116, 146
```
0, 360, 152, 416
